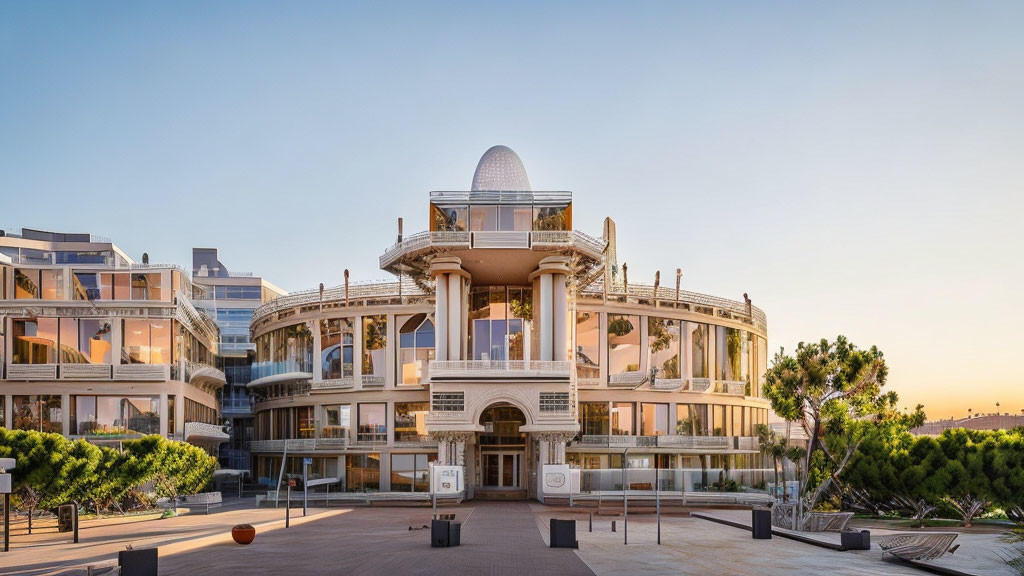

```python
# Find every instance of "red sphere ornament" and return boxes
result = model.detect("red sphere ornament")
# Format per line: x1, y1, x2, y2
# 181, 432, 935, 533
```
231, 524, 256, 545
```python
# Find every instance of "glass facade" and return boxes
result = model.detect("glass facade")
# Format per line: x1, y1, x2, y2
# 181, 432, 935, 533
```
691, 323, 709, 379
647, 317, 680, 379
716, 326, 750, 383
611, 402, 634, 435
640, 402, 669, 436
357, 403, 387, 443
394, 402, 429, 442
122, 318, 172, 364
12, 318, 58, 364
320, 318, 354, 379
322, 404, 351, 439
430, 202, 570, 232
390, 453, 436, 492
469, 286, 531, 361
579, 402, 610, 436
607, 314, 641, 376
12, 395, 62, 433
362, 316, 387, 380
71, 395, 159, 436
575, 312, 600, 379
346, 453, 380, 492
398, 314, 434, 385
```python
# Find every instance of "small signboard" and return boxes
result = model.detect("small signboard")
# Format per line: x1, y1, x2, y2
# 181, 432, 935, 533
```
542, 464, 571, 495
303, 458, 313, 466
0, 473, 11, 495
432, 466, 464, 494
288, 479, 297, 487
57, 504, 77, 533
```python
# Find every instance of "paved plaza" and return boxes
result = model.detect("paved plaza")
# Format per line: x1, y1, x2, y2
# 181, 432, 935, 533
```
0, 501, 1017, 575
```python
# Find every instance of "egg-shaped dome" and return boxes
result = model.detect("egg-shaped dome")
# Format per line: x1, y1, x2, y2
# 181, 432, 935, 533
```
471, 145, 532, 191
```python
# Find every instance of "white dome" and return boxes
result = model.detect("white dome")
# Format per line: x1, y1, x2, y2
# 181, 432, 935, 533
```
471, 145, 531, 191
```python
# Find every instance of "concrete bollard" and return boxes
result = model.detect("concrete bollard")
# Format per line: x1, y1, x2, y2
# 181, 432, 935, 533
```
611, 520, 616, 532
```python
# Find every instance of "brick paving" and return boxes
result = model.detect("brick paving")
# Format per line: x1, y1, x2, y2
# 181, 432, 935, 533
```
161, 502, 595, 576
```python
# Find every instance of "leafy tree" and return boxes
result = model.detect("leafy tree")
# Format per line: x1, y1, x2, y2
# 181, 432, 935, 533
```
763, 336, 915, 520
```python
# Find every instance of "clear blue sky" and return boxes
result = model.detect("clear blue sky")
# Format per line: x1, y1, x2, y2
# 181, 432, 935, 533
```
2, 1, 1022, 418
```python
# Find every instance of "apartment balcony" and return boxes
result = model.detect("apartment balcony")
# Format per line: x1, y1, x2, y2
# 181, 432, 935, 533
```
185, 422, 230, 444
379, 230, 606, 270
250, 437, 350, 453
429, 360, 572, 380
4, 363, 171, 382
183, 360, 227, 391
574, 435, 760, 452
248, 359, 313, 389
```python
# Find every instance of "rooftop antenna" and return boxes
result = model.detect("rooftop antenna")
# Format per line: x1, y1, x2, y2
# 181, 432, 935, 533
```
319, 283, 324, 312
675, 268, 682, 304
344, 269, 350, 308
653, 271, 660, 307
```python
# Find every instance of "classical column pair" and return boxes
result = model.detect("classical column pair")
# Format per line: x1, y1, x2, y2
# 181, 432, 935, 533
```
430, 431, 475, 466
530, 256, 571, 363
430, 257, 469, 362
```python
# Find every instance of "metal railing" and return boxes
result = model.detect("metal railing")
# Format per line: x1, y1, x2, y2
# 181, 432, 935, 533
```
570, 467, 775, 495
250, 437, 350, 452
429, 359, 571, 378
250, 357, 313, 381
576, 435, 760, 451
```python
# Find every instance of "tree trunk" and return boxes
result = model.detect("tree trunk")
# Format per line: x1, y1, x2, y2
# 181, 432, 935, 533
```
28, 506, 33, 534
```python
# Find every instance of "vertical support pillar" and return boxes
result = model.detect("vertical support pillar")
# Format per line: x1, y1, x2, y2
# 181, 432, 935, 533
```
447, 276, 461, 361
537, 436, 550, 502
312, 321, 323, 381
61, 393, 70, 436
435, 274, 448, 361
539, 274, 553, 362
353, 315, 363, 387
174, 393, 185, 437
553, 274, 567, 362
159, 392, 169, 437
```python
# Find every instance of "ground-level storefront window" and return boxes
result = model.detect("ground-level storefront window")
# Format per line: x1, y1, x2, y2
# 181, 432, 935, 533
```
390, 453, 437, 492
346, 453, 380, 492
394, 402, 429, 442
12, 395, 62, 433
71, 395, 159, 436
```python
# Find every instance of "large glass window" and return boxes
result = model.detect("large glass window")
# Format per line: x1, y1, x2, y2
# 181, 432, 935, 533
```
131, 273, 165, 301
321, 405, 350, 439
430, 204, 468, 231
361, 316, 387, 380
691, 323, 709, 378
15, 269, 40, 299
647, 317, 680, 379
716, 326, 749, 382
320, 318, 354, 379
12, 318, 58, 364
390, 453, 436, 492
41, 269, 64, 300
121, 319, 172, 364
533, 204, 571, 230
12, 395, 62, 433
578, 402, 609, 436
73, 272, 116, 300
71, 395, 159, 436
357, 403, 386, 443
346, 453, 380, 492
676, 404, 709, 436
611, 402, 634, 435
398, 314, 434, 385
499, 205, 534, 231
394, 402, 429, 442
713, 405, 728, 436
756, 336, 768, 397
640, 403, 669, 436
469, 205, 499, 231
470, 286, 530, 361
607, 315, 641, 376
575, 312, 600, 380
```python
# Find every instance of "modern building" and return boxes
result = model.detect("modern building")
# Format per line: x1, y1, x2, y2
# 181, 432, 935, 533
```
0, 228, 227, 451
247, 146, 772, 500
912, 412, 1024, 436
191, 248, 285, 470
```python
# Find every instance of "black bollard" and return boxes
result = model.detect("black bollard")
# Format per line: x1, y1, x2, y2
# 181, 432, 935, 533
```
589, 513, 593, 532
611, 520, 616, 532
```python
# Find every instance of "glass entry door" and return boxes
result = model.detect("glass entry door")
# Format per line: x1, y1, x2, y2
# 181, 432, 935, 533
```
481, 451, 520, 488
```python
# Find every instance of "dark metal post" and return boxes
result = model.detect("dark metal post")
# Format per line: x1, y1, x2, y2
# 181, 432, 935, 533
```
656, 471, 661, 545
73, 505, 79, 544
303, 462, 309, 517
589, 513, 592, 532
4, 493, 9, 552
622, 448, 629, 545
286, 483, 291, 528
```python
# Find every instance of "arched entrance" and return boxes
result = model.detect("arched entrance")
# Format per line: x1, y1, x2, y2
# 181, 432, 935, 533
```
478, 403, 527, 491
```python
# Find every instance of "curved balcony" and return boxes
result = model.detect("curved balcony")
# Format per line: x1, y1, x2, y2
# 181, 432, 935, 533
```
185, 422, 230, 444
184, 360, 227, 391
573, 435, 759, 452
378, 229, 606, 270
248, 359, 313, 389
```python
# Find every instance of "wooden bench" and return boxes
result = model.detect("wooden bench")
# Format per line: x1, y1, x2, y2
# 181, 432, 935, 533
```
182, 492, 223, 514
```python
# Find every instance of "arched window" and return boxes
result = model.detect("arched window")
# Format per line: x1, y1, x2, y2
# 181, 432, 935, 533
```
398, 314, 434, 385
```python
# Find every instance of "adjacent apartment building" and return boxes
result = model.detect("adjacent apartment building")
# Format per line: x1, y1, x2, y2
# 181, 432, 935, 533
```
0, 228, 226, 452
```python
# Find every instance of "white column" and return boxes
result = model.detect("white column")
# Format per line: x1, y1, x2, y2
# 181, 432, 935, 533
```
447, 275, 461, 361
435, 273, 449, 361
312, 321, 323, 381
4, 395, 13, 430
385, 313, 395, 388
174, 393, 185, 436
61, 393, 70, 436
353, 315, 363, 387
159, 392, 169, 436
537, 438, 550, 500
553, 274, 567, 362
682, 321, 693, 381
539, 274, 553, 362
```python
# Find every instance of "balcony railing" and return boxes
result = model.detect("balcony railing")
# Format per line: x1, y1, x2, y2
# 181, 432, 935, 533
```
576, 435, 760, 451
250, 358, 313, 382
379, 229, 606, 268
429, 360, 571, 379
250, 437, 350, 453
